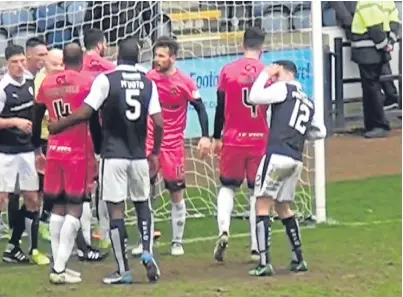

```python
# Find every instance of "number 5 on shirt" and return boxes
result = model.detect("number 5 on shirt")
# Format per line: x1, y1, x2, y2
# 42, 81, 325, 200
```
125, 89, 141, 121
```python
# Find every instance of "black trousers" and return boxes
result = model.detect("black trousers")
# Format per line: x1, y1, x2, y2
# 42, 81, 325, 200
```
358, 63, 390, 131
381, 62, 399, 105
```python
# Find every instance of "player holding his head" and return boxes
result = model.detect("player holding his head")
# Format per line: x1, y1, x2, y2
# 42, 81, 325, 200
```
33, 43, 103, 284
132, 36, 211, 257
48, 37, 163, 285
213, 27, 269, 262
247, 61, 326, 276
0, 44, 49, 265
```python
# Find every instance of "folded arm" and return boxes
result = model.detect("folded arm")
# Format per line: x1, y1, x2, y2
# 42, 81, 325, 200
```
248, 72, 288, 105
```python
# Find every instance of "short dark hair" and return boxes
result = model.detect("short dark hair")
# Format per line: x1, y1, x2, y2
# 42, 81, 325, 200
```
5, 44, 25, 60
63, 43, 83, 68
118, 37, 139, 63
25, 37, 46, 49
243, 27, 265, 50
273, 60, 298, 76
83, 28, 105, 50
154, 36, 179, 56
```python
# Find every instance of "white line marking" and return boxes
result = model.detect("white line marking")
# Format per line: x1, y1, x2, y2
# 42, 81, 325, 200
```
153, 219, 402, 247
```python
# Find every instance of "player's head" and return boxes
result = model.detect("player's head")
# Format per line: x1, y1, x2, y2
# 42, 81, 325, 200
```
273, 60, 298, 82
117, 37, 140, 64
45, 49, 64, 74
243, 27, 265, 52
5, 44, 26, 79
25, 37, 48, 73
84, 28, 108, 57
153, 36, 179, 73
63, 43, 84, 71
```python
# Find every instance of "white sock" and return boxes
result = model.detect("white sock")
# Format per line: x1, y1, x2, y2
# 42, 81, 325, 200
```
98, 199, 110, 241
80, 202, 92, 245
216, 186, 235, 236
171, 200, 186, 243
248, 189, 258, 251
49, 214, 65, 261
53, 215, 80, 273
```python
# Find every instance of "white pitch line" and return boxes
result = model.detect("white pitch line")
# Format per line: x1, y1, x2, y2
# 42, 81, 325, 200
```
153, 218, 402, 247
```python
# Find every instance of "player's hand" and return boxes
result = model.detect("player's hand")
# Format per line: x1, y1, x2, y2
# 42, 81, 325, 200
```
13, 118, 32, 134
47, 119, 59, 135
212, 139, 222, 158
148, 153, 159, 178
35, 152, 46, 174
197, 137, 211, 160
264, 64, 281, 78
384, 44, 393, 52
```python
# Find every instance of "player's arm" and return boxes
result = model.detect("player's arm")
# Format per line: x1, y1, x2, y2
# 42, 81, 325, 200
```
307, 112, 327, 140
189, 98, 209, 138
32, 103, 47, 150
213, 90, 225, 140
248, 70, 288, 105
89, 111, 102, 155
48, 74, 109, 135
149, 81, 163, 155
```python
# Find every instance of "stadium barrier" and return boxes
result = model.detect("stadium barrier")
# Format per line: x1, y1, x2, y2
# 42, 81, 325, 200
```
331, 37, 402, 130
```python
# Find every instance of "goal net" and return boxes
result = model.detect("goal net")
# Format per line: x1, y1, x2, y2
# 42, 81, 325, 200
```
0, 1, 317, 230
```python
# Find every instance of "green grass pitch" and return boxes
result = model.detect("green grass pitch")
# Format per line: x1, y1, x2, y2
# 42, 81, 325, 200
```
0, 174, 401, 297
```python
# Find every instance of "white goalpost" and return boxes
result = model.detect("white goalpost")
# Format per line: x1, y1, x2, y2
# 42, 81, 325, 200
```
0, 1, 327, 232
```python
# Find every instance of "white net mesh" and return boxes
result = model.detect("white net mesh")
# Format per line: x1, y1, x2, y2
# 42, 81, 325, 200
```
0, 1, 316, 230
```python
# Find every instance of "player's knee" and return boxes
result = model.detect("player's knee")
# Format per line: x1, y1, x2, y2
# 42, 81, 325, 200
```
22, 191, 40, 211
220, 176, 242, 188
274, 202, 293, 219
66, 201, 83, 219
106, 201, 125, 220
256, 196, 274, 216
165, 180, 186, 193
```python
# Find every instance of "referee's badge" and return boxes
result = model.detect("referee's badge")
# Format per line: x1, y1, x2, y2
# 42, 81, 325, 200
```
28, 87, 33, 96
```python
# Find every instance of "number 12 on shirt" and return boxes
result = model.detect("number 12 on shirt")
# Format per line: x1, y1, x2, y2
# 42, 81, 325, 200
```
242, 88, 258, 118
289, 99, 311, 134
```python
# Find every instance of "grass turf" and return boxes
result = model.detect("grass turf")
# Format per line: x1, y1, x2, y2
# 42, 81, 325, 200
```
0, 174, 401, 297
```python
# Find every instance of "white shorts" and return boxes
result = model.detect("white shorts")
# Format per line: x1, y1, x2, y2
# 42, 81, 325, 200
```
254, 153, 303, 203
0, 152, 39, 193
99, 158, 150, 203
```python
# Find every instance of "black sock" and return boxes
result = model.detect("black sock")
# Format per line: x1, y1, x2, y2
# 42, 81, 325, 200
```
9, 206, 26, 248
282, 216, 304, 263
134, 200, 152, 253
7, 193, 20, 229
110, 219, 129, 274
256, 215, 271, 266
40, 198, 53, 223
75, 228, 90, 253
24, 208, 40, 252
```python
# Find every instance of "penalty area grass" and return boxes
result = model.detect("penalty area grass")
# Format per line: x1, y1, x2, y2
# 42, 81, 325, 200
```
0, 174, 401, 297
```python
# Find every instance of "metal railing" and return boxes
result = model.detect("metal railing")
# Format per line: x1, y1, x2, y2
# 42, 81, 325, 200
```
331, 37, 402, 129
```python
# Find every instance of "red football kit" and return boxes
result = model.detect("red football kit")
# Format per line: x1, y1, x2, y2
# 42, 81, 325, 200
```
146, 69, 200, 183
36, 70, 95, 200
218, 57, 270, 188
82, 52, 116, 76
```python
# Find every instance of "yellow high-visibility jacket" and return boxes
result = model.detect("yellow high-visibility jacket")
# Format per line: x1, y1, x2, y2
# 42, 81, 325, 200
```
351, 1, 400, 64
34, 70, 49, 140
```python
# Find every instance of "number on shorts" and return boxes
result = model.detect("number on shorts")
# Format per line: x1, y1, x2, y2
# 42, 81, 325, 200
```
242, 88, 258, 118
52, 99, 72, 120
289, 99, 311, 134
125, 89, 142, 121
176, 165, 184, 178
